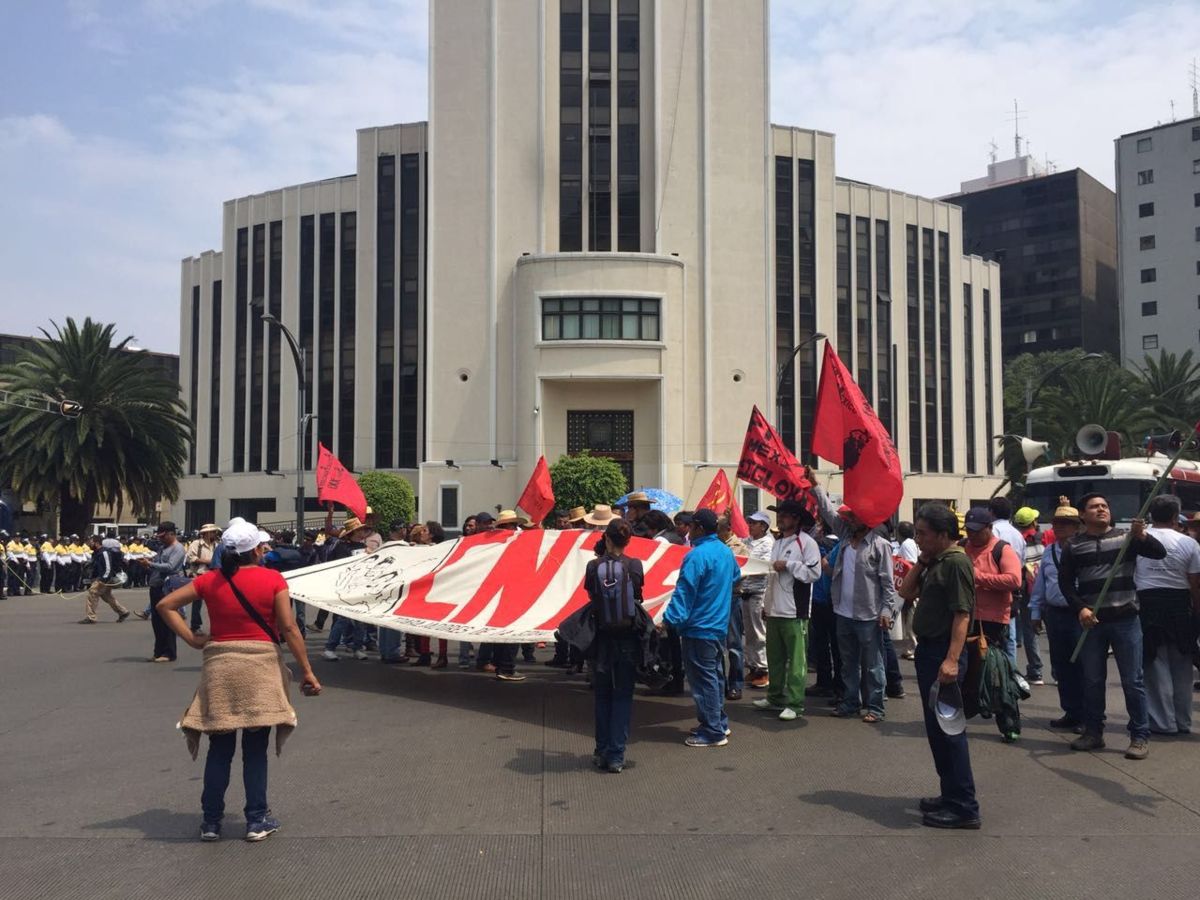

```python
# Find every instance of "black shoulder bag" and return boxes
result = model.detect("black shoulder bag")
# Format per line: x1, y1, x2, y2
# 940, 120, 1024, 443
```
222, 571, 281, 645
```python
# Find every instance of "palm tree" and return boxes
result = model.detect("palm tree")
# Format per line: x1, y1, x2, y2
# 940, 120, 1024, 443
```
0, 318, 192, 534
1031, 365, 1154, 458
1136, 349, 1200, 432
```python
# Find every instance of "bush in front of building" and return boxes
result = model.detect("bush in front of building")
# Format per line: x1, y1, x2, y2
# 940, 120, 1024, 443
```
357, 470, 416, 528
549, 452, 627, 514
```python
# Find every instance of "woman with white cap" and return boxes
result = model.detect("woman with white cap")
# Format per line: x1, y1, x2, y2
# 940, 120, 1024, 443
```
156, 518, 321, 843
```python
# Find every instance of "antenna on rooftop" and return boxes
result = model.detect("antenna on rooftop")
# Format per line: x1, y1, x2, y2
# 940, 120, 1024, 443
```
988, 139, 998, 164
1191, 58, 1199, 117
1044, 154, 1056, 174
1008, 99, 1027, 158
1170, 99, 1176, 122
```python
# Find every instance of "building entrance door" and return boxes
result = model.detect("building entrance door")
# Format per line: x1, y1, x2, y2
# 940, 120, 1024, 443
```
567, 410, 634, 491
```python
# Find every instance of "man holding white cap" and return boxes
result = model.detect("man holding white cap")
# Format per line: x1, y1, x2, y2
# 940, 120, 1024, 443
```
739, 511, 775, 689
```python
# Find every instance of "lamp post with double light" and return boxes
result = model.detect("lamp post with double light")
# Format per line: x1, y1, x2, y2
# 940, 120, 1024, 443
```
259, 313, 311, 543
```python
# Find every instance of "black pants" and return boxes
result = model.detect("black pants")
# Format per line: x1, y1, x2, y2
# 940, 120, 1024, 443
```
662, 624, 684, 686
190, 596, 205, 630
314, 608, 329, 629
882, 629, 904, 692
492, 644, 518, 675
149, 584, 177, 660
39, 562, 54, 593
915, 638, 979, 819
810, 602, 843, 694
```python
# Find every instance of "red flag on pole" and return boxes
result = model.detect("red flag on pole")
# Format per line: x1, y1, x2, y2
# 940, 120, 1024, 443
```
811, 343, 903, 528
736, 405, 816, 514
696, 470, 750, 539
316, 443, 368, 521
516, 455, 556, 525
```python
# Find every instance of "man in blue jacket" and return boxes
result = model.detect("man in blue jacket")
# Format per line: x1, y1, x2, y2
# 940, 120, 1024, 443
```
664, 508, 743, 747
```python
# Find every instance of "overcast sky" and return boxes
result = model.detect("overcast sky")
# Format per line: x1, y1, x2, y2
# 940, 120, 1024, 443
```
3, 0, 1197, 353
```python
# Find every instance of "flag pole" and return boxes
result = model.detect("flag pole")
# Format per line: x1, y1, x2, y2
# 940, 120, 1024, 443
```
1068, 437, 1195, 663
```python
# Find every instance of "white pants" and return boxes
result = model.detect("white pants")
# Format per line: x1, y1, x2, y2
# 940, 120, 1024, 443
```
741, 589, 767, 671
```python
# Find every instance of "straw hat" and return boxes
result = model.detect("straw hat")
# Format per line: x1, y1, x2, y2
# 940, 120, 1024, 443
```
583, 504, 622, 526
1051, 496, 1080, 522
198, 523, 221, 535
339, 516, 367, 538
495, 509, 521, 527
623, 491, 656, 508
567, 506, 587, 524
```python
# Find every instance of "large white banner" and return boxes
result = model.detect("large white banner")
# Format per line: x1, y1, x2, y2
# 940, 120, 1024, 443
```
286, 529, 769, 643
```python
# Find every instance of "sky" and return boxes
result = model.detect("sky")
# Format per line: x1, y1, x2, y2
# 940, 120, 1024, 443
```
2, 0, 1198, 353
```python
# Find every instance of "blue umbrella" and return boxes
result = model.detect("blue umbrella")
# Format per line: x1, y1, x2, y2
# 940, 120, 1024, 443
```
614, 488, 684, 515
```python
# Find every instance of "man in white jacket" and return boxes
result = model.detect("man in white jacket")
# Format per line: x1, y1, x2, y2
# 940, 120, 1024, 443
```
739, 512, 775, 689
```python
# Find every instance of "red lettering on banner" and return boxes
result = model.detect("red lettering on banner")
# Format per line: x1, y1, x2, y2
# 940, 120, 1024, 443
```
624, 539, 691, 603
451, 529, 583, 627
393, 531, 509, 621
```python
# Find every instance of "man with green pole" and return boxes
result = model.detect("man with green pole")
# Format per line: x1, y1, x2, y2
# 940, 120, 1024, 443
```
1057, 433, 1194, 758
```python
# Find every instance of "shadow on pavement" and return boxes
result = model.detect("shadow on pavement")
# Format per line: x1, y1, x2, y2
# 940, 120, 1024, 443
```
795, 790, 921, 830
84, 807, 203, 841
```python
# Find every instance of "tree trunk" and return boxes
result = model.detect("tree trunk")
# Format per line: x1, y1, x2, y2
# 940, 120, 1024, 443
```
58, 483, 91, 537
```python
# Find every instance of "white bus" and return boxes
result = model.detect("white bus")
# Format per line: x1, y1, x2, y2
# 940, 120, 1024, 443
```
1024, 456, 1200, 525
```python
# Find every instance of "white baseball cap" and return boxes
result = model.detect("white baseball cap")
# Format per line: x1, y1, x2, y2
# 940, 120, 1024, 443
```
221, 520, 262, 554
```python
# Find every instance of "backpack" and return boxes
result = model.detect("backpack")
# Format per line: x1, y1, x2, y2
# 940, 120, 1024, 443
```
594, 556, 637, 631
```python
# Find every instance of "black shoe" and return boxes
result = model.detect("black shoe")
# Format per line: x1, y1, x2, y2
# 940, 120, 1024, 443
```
522, 652, 537, 663
807, 685, 834, 697
605, 761, 624, 774
1049, 715, 1082, 730
591, 753, 607, 771
886, 688, 906, 700
725, 689, 742, 701
918, 796, 946, 814
544, 658, 569, 667
922, 809, 981, 830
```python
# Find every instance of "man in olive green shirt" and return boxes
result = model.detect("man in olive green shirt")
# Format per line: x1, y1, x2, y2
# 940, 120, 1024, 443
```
898, 502, 980, 829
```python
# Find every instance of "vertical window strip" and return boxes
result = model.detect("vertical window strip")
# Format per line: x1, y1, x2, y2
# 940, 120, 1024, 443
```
559, 0, 583, 251
937, 231, 952, 472
983, 287, 995, 474
796, 160, 817, 460
774, 156, 795, 450
233, 228, 248, 473
338, 212, 356, 469
209, 280, 222, 474
249, 223, 265, 472
266, 220, 282, 471
906, 225, 921, 473
922, 228, 937, 472
588, 0, 612, 251
855, 216, 872, 401
189, 285, 200, 475
836, 214, 852, 370
317, 213, 336, 454
376, 155, 396, 469
399, 153, 422, 468
616, 0, 639, 251
963, 283, 975, 474
874, 220, 891, 435
299, 215, 314, 468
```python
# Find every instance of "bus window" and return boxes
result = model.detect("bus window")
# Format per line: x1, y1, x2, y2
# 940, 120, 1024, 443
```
1024, 480, 1152, 523
1170, 480, 1200, 517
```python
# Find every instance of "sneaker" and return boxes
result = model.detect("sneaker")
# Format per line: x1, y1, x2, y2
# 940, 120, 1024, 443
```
684, 735, 728, 748
591, 753, 607, 770
199, 821, 221, 842
748, 673, 770, 689
1070, 732, 1105, 752
133, 611, 149, 621
117, 611, 130, 623
496, 672, 526, 682
1029, 677, 1045, 686
245, 816, 280, 842
152, 656, 173, 663
886, 687, 906, 700
77, 618, 95, 625
918, 796, 946, 813
752, 698, 784, 711
725, 689, 742, 701
321, 650, 339, 661
690, 726, 733, 737
605, 761, 625, 774
778, 707, 800, 721
353, 649, 369, 660
922, 809, 981, 830
1001, 731, 1020, 743
1125, 738, 1149, 760
308, 624, 324, 633
1049, 715, 1082, 730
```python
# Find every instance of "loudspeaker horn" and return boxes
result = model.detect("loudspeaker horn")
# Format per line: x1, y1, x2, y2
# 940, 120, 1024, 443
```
1143, 430, 1183, 454
1076, 424, 1108, 456
1019, 437, 1050, 467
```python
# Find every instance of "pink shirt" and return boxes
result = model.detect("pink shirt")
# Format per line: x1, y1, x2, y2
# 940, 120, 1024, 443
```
964, 534, 1022, 624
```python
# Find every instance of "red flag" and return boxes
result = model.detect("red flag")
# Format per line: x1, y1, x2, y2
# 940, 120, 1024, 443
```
316, 443, 368, 521
516, 455, 556, 525
736, 405, 816, 513
696, 470, 750, 539
811, 343, 903, 528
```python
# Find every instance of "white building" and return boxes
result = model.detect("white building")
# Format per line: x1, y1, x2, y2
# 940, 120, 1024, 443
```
1115, 115, 1200, 362
173, 0, 1002, 532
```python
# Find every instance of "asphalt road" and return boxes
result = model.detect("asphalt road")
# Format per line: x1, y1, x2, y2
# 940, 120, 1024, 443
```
2, 589, 1199, 899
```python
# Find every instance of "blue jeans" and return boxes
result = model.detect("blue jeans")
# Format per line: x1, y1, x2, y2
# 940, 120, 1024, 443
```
325, 615, 367, 652
379, 627, 404, 661
1017, 598, 1043, 679
202, 727, 269, 824
1041, 605, 1084, 722
1077, 614, 1149, 740
915, 639, 978, 819
681, 637, 728, 742
1004, 619, 1017, 664
881, 628, 903, 693
835, 616, 886, 718
726, 595, 745, 694
594, 633, 639, 765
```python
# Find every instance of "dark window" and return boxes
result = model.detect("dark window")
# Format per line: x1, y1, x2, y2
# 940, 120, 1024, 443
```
299, 215, 314, 468
1195, 226, 1200, 242
796, 160, 817, 461
338, 212, 356, 468
922, 228, 937, 472
317, 213, 336, 454
1140, 268, 1156, 283
1193, 126, 1200, 141
938, 231, 952, 472
1142, 301, 1158, 316
1194, 192, 1200, 207
836, 214, 852, 369
855, 217, 872, 401
906, 225, 921, 472
188, 285, 200, 475
266, 220, 282, 471
229, 497, 276, 522
398, 153, 422, 469
559, 0, 583, 251
1139, 202, 1154, 217
1140, 235, 1156, 250
875, 221, 891, 435
983, 288, 994, 474
249, 223, 265, 471
184, 499, 216, 535
1137, 136, 1152, 152
588, 0, 612, 251
1194, 158, 1200, 174
774, 156, 795, 450
233, 227, 248, 473
542, 297, 660, 340
963, 284, 975, 474
616, 0, 640, 251
1137, 169, 1153, 185
209, 280, 221, 474
376, 155, 396, 469
440, 485, 459, 530
1143, 334, 1158, 350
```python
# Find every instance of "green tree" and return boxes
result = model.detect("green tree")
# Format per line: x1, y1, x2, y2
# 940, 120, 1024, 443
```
549, 451, 627, 512
0, 318, 191, 535
1136, 349, 1200, 433
357, 470, 416, 526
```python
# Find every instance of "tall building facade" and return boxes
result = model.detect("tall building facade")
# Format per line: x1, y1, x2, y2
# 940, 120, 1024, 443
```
946, 162, 1118, 358
174, 1, 1003, 529
1115, 116, 1200, 362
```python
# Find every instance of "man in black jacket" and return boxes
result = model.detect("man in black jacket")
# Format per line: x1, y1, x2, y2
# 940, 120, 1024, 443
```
1058, 492, 1165, 759
79, 537, 130, 624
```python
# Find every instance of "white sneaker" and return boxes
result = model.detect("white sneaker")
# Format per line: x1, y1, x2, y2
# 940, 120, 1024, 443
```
354, 649, 369, 660
778, 707, 799, 721
321, 650, 339, 661
752, 698, 783, 711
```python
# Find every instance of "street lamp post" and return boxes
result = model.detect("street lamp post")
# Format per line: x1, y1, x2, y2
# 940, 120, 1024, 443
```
1024, 352, 1103, 439
261, 314, 311, 543
775, 332, 827, 436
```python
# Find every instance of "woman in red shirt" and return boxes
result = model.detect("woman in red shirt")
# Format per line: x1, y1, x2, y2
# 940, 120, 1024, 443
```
158, 519, 321, 843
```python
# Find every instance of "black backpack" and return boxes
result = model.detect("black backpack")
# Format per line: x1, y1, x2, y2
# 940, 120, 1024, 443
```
594, 556, 637, 631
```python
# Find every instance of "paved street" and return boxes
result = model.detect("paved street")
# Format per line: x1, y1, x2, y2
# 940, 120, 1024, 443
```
2, 589, 1199, 899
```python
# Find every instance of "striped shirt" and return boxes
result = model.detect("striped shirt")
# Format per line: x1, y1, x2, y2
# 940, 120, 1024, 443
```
1058, 527, 1166, 620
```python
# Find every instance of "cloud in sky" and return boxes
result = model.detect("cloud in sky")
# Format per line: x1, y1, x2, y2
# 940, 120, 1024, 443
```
2, 0, 1196, 353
